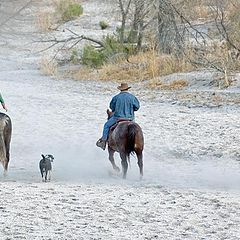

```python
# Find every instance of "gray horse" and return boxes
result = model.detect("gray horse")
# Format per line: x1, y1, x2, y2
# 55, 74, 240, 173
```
0, 113, 12, 176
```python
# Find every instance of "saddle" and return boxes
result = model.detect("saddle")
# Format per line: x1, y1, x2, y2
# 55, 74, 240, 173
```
110, 118, 132, 132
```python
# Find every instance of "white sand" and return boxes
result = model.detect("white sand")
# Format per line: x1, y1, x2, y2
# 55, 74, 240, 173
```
0, 1, 240, 239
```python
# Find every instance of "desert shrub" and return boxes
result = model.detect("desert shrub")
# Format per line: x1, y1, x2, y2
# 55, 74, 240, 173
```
39, 57, 58, 77
101, 35, 133, 60
150, 79, 188, 90
81, 35, 135, 67
82, 45, 105, 67
36, 11, 53, 32
95, 51, 193, 82
99, 21, 109, 30
55, 0, 83, 22
70, 49, 80, 64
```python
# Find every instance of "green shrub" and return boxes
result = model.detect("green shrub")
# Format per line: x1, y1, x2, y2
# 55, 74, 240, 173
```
82, 45, 105, 67
81, 35, 136, 67
56, 0, 83, 22
99, 21, 109, 30
70, 49, 79, 64
102, 35, 123, 55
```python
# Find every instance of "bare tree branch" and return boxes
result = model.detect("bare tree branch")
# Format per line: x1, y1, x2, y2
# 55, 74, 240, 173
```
37, 27, 105, 53
215, 5, 240, 52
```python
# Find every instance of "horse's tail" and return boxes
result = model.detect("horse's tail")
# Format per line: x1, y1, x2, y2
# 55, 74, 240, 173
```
127, 123, 138, 157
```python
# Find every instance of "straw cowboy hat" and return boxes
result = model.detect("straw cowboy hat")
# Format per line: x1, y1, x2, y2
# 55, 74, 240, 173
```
117, 83, 131, 91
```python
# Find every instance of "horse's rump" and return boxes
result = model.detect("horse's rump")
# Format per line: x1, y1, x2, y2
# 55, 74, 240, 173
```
109, 121, 143, 153
126, 123, 143, 154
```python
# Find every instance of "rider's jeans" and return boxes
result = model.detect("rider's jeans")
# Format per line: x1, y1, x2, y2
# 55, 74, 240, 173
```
102, 116, 117, 140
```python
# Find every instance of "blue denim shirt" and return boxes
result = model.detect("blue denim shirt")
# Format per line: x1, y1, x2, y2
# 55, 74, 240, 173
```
109, 92, 140, 120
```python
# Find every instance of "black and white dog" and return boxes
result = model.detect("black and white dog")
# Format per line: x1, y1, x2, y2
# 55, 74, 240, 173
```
39, 154, 54, 182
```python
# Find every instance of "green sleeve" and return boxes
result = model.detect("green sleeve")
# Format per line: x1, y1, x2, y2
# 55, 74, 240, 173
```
0, 94, 4, 104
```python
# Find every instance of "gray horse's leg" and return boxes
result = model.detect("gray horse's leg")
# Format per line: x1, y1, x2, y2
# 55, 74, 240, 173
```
2, 153, 8, 177
120, 152, 128, 179
108, 147, 120, 172
3, 116, 11, 176
5, 133, 11, 165
4, 143, 10, 173
3, 161, 8, 174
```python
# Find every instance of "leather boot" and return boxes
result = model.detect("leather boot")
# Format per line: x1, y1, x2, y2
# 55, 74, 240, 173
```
96, 138, 107, 150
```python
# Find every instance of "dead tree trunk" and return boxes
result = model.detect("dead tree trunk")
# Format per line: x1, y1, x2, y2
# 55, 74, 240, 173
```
118, 0, 132, 43
156, 0, 185, 54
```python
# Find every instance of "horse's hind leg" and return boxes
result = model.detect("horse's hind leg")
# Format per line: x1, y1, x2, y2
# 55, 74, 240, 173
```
4, 143, 10, 174
3, 160, 8, 177
3, 123, 11, 176
3, 148, 9, 177
3, 162, 8, 177
136, 149, 143, 179
120, 152, 128, 179
108, 147, 120, 172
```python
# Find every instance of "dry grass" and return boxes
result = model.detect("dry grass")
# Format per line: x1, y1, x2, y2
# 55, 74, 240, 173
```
36, 11, 54, 32
72, 66, 98, 80
206, 41, 240, 74
39, 57, 58, 77
53, 0, 83, 22
212, 94, 223, 105
78, 51, 193, 82
177, 0, 212, 21
36, 0, 83, 31
194, 5, 211, 20
73, 50, 194, 90
98, 62, 148, 82
149, 79, 189, 90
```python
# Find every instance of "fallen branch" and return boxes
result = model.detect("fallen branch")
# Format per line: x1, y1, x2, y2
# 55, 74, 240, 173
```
36, 29, 105, 53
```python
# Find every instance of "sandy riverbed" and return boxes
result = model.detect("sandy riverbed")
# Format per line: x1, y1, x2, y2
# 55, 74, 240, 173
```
0, 1, 240, 239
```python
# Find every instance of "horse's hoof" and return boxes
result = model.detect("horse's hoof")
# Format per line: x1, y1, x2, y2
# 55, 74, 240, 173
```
3, 170, 7, 177
114, 166, 120, 172
108, 170, 121, 178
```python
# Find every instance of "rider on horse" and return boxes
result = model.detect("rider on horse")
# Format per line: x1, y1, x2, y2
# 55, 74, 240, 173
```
0, 93, 8, 112
96, 83, 140, 150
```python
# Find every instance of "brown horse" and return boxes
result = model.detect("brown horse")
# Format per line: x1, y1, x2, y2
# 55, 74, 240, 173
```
0, 113, 12, 176
107, 110, 144, 179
